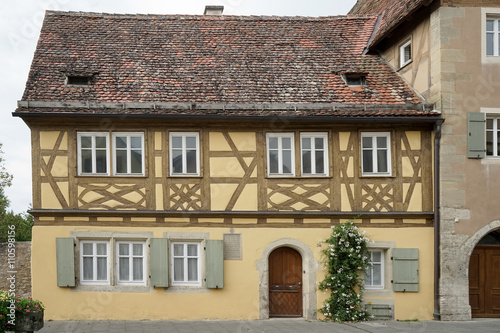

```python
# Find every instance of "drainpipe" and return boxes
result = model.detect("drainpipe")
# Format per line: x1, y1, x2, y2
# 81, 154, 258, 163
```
434, 119, 443, 320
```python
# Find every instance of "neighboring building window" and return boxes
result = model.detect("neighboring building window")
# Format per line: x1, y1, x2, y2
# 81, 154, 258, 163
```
487, 18, 500, 56
112, 133, 144, 175
343, 74, 366, 87
399, 39, 412, 67
300, 132, 328, 176
365, 250, 384, 289
266, 133, 295, 176
361, 132, 391, 176
77, 132, 110, 175
169, 132, 200, 176
486, 117, 500, 156
171, 242, 200, 286
116, 242, 146, 285
80, 241, 109, 285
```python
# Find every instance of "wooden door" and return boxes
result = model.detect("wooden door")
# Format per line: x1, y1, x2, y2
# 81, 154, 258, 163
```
469, 246, 500, 317
269, 247, 303, 317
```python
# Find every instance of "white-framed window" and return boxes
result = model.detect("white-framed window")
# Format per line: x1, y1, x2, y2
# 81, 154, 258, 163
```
116, 242, 146, 285
300, 132, 328, 176
169, 132, 200, 176
112, 133, 145, 176
171, 242, 201, 286
486, 117, 500, 157
80, 241, 110, 285
365, 250, 384, 289
487, 18, 500, 57
266, 133, 295, 177
77, 132, 110, 175
361, 132, 391, 176
399, 39, 412, 67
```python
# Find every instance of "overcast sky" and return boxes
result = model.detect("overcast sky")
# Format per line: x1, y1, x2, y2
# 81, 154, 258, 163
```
0, 0, 357, 213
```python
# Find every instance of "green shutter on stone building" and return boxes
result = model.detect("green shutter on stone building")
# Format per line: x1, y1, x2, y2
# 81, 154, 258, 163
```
150, 238, 169, 288
206, 240, 224, 289
56, 237, 75, 287
392, 248, 419, 292
467, 112, 486, 159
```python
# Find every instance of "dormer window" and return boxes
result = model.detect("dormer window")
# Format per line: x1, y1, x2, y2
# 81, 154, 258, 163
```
343, 73, 366, 87
66, 75, 91, 86
399, 39, 412, 68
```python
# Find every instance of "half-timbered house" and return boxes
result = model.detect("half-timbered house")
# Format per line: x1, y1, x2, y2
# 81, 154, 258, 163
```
15, 9, 442, 320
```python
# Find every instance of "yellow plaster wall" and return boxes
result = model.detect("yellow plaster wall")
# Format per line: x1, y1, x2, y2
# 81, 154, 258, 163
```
40, 131, 67, 150
32, 225, 434, 321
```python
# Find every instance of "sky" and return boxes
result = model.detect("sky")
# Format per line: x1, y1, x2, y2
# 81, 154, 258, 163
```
0, 0, 357, 213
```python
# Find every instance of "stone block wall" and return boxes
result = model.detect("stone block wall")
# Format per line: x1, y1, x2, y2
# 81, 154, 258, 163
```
0, 242, 31, 298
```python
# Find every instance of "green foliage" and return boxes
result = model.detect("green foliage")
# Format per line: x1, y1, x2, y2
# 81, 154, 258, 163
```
0, 291, 44, 332
0, 143, 13, 190
318, 220, 371, 322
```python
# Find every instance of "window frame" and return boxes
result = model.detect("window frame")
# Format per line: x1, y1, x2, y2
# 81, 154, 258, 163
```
77, 132, 110, 176
365, 250, 385, 290
116, 241, 147, 286
300, 132, 329, 177
399, 39, 412, 68
169, 132, 200, 177
79, 240, 110, 286
486, 17, 500, 57
486, 116, 500, 157
266, 132, 295, 177
361, 132, 392, 177
170, 242, 201, 287
112, 132, 145, 176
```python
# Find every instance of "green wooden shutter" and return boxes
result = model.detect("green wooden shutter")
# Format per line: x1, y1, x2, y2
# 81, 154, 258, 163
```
150, 238, 169, 288
206, 240, 224, 289
392, 248, 419, 292
468, 113, 486, 158
56, 237, 75, 287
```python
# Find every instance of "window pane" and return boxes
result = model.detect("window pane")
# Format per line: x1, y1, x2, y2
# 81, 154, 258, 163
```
97, 257, 107, 280
487, 33, 494, 56
187, 258, 198, 281
362, 137, 372, 148
365, 267, 372, 286
95, 136, 107, 149
115, 136, 127, 149
363, 150, 373, 173
269, 151, 279, 173
373, 264, 382, 286
302, 137, 311, 149
315, 137, 324, 149
83, 243, 93, 255
115, 150, 127, 173
497, 131, 500, 156
377, 150, 388, 173
404, 44, 411, 62
487, 119, 494, 129
131, 150, 142, 173
81, 149, 92, 173
174, 258, 184, 281
282, 137, 291, 149
131, 137, 142, 149
487, 19, 494, 31
174, 244, 184, 256
186, 150, 197, 174
119, 244, 129, 255
486, 131, 493, 156
282, 150, 292, 174
372, 251, 381, 262
83, 257, 93, 280
171, 136, 182, 149
133, 258, 143, 280
315, 151, 324, 174
119, 257, 129, 280
269, 137, 278, 149
186, 136, 197, 149
95, 150, 107, 173
172, 150, 183, 173
133, 244, 143, 256
376, 136, 387, 148
97, 243, 107, 255
187, 244, 197, 256
80, 136, 92, 149
302, 151, 312, 174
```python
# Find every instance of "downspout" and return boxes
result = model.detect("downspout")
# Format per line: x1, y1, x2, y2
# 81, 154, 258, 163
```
434, 119, 443, 320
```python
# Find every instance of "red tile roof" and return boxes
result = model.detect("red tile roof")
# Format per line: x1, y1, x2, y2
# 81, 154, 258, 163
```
18, 11, 435, 118
349, 0, 434, 48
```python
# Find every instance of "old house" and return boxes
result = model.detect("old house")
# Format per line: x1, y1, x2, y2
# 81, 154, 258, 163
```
350, 0, 500, 320
14, 9, 442, 320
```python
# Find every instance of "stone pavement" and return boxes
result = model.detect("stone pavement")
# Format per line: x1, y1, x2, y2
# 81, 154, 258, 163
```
36, 318, 500, 332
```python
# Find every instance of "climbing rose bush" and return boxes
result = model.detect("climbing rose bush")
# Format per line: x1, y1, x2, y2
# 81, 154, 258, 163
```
318, 221, 371, 322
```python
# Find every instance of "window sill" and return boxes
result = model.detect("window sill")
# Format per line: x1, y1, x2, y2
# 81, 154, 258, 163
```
481, 157, 500, 165
398, 59, 412, 71
364, 288, 394, 298
76, 175, 147, 178
72, 285, 154, 293
165, 286, 209, 293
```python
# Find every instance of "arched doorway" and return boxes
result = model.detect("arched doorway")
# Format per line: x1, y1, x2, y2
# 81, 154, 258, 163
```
469, 229, 500, 317
268, 247, 303, 317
